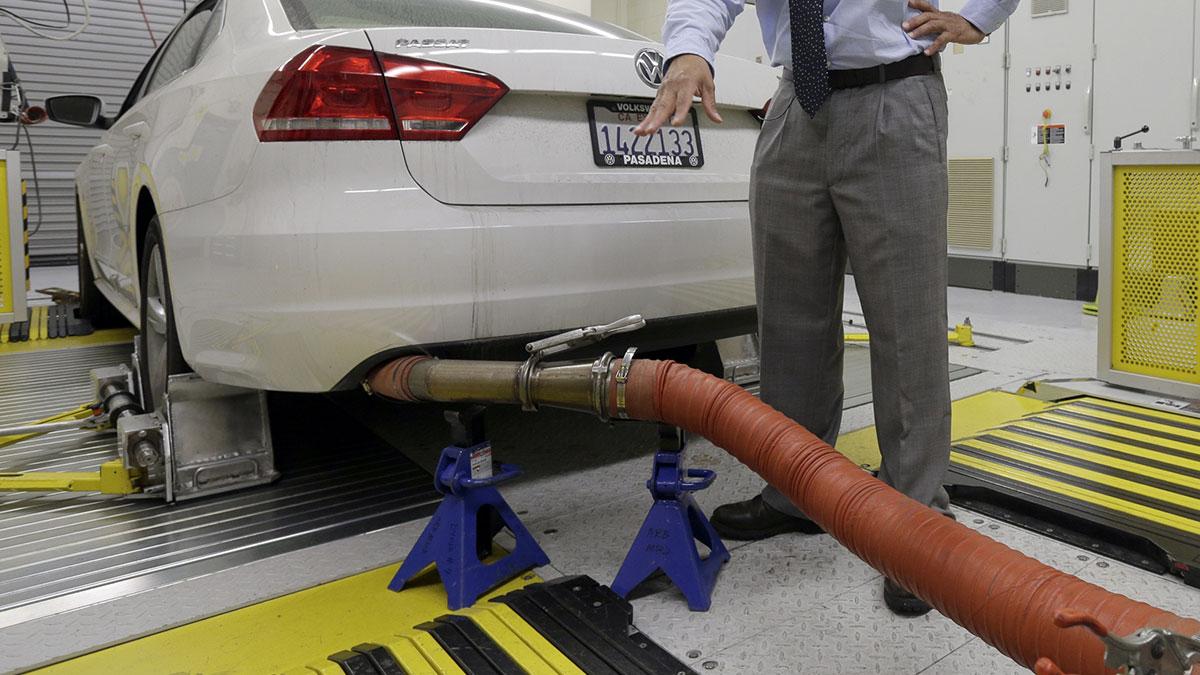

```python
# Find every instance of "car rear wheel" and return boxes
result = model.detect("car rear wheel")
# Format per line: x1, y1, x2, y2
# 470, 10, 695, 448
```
76, 202, 125, 328
138, 218, 190, 413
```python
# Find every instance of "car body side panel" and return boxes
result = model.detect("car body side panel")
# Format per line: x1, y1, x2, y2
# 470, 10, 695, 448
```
74, 3, 375, 326
165, 143, 754, 392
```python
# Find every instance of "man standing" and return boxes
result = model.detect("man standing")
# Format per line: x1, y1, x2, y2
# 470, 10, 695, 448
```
634, 0, 1019, 616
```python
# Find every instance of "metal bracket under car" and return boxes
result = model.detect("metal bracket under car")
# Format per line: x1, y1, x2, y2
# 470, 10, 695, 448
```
0, 363, 277, 502
159, 374, 277, 501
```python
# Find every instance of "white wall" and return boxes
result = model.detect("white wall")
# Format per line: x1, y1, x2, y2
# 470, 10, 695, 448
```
544, 0, 592, 16
588, 0, 770, 64
591, 0, 624, 26
625, 1, 667, 40
4, 0, 189, 260
722, 8, 770, 64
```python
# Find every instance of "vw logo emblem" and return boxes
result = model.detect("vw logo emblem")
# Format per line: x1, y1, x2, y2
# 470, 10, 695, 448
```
634, 48, 665, 88
604, 153, 616, 166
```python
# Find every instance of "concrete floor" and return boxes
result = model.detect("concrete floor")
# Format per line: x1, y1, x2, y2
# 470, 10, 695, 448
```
15, 266, 1200, 674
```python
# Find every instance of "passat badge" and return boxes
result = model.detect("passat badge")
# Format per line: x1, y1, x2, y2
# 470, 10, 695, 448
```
396, 38, 470, 49
634, 48, 665, 88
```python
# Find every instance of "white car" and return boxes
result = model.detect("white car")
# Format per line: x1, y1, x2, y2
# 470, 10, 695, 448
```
46, 0, 776, 412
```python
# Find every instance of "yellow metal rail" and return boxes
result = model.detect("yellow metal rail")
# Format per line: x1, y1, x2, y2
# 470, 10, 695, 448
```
0, 405, 140, 495
0, 460, 140, 495
0, 404, 96, 449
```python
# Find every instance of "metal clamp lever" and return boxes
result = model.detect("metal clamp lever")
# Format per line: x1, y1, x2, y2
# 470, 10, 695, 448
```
518, 315, 646, 412
1053, 610, 1200, 675
524, 315, 646, 359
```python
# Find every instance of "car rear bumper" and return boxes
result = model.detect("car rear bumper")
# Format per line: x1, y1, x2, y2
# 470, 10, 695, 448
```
161, 143, 755, 392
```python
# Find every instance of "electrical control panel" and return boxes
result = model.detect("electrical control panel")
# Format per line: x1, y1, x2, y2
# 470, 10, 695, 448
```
941, 0, 1199, 270
1022, 63, 1073, 94
1003, 5, 1095, 267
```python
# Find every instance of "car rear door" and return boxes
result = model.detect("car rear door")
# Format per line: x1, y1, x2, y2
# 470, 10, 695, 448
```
105, 4, 220, 306
81, 49, 160, 302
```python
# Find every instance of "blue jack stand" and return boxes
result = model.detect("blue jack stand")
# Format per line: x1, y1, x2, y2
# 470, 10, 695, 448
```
612, 425, 730, 611
390, 408, 549, 610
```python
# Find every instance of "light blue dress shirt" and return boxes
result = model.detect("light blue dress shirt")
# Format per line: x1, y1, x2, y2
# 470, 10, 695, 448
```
664, 0, 1019, 70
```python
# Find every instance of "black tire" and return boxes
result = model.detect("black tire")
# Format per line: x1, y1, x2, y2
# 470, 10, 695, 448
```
76, 201, 127, 328
137, 218, 190, 413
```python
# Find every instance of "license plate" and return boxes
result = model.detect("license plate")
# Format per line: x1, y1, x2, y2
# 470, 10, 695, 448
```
587, 99, 704, 169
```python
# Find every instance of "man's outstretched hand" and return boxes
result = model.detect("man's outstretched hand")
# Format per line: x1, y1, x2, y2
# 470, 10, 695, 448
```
633, 54, 723, 137
903, 0, 986, 55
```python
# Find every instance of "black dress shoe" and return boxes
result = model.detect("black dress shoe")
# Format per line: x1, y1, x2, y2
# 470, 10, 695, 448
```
710, 495, 825, 541
883, 578, 932, 616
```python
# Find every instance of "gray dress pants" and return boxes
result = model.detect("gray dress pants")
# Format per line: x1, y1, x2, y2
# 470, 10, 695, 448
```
750, 71, 954, 518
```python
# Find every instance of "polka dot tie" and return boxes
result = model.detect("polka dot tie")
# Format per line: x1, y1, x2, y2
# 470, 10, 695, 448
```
789, 0, 831, 117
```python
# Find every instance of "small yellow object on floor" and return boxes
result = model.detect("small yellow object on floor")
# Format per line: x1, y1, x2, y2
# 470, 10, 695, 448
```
844, 320, 976, 348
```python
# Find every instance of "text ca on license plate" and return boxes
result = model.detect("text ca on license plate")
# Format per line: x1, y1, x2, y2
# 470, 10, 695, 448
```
587, 99, 704, 169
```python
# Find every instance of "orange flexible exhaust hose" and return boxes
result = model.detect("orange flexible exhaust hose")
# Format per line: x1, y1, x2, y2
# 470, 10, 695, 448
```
617, 360, 1200, 675
369, 355, 1199, 673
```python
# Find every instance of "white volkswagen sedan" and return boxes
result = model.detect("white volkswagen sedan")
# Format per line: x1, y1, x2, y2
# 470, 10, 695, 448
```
46, 0, 775, 412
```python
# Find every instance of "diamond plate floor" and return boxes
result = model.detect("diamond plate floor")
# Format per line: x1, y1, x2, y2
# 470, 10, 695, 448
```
0, 344, 439, 627
745, 343, 981, 408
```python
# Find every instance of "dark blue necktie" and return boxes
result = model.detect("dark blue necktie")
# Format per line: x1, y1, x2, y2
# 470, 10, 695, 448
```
789, 0, 831, 117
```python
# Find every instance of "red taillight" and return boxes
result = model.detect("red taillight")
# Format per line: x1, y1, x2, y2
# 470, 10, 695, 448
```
253, 45, 396, 142
253, 45, 509, 143
377, 53, 509, 141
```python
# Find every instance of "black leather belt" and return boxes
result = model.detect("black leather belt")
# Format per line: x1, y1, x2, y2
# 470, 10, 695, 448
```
828, 53, 939, 90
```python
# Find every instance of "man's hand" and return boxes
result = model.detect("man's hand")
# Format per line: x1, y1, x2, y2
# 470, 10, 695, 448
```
903, 0, 986, 56
633, 54, 722, 137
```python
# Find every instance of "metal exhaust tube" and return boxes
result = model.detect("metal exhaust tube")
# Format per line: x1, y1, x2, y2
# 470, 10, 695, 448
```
366, 357, 606, 416
366, 315, 646, 420
366, 318, 1200, 675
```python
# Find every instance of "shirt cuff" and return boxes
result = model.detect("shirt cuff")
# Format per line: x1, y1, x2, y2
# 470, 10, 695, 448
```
959, 0, 1010, 35
664, 28, 719, 69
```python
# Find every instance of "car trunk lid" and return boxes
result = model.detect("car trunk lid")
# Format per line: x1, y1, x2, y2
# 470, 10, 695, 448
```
364, 27, 777, 206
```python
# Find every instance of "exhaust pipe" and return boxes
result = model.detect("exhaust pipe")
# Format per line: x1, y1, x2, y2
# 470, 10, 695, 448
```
367, 319, 1200, 675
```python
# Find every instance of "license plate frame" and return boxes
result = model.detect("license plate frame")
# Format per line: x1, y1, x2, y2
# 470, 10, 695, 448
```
586, 99, 705, 169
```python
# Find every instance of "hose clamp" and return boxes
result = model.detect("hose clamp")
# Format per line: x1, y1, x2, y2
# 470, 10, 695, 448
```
591, 352, 615, 422
615, 347, 637, 420
517, 355, 540, 412
520, 315, 645, 414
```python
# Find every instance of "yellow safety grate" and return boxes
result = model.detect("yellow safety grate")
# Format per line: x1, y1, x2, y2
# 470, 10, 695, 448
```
1112, 165, 1200, 382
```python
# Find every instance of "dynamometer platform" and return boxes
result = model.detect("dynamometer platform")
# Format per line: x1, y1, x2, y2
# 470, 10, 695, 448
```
840, 389, 1200, 588
0, 340, 442, 627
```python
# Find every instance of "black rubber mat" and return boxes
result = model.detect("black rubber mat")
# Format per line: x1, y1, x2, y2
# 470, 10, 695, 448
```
493, 576, 694, 675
